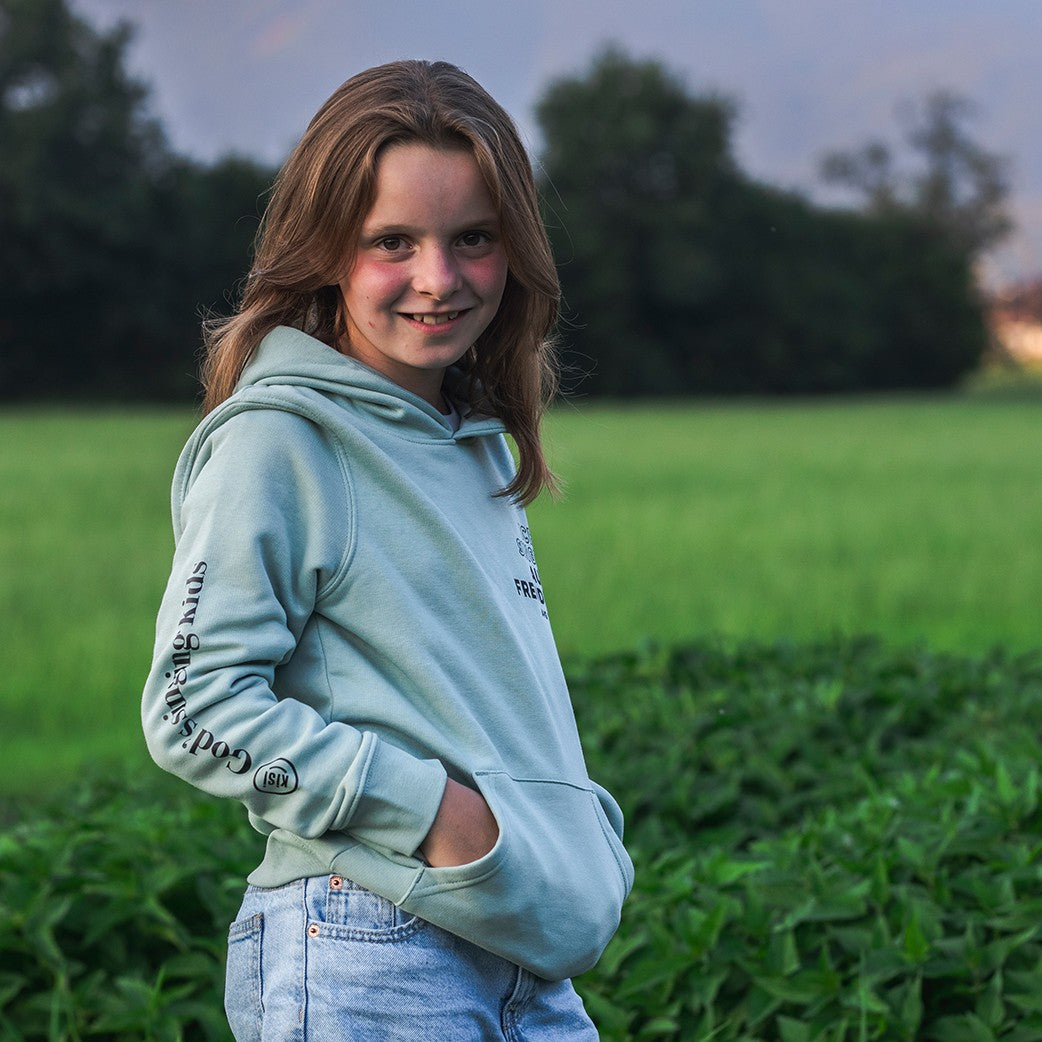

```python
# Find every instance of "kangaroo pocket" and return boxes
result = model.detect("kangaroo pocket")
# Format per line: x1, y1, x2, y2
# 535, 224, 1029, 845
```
398, 771, 634, 981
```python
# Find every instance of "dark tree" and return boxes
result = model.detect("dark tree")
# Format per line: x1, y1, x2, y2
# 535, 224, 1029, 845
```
537, 47, 736, 395
537, 50, 990, 396
0, 0, 168, 394
0, 0, 273, 400
820, 91, 1012, 259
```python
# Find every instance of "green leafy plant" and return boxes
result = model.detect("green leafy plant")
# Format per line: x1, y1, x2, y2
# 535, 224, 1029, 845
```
570, 639, 1042, 1039
4, 639, 1042, 1040
0, 779, 256, 1041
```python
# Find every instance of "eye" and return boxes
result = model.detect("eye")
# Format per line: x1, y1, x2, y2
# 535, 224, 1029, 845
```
376, 236, 406, 252
457, 230, 492, 249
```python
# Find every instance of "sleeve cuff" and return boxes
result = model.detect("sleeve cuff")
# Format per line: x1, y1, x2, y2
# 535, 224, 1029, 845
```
347, 739, 448, 857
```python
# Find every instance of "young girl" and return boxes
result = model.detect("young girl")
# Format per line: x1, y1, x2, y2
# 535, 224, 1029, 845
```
142, 59, 632, 1040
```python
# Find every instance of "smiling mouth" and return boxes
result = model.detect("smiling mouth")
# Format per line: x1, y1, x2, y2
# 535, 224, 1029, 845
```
407, 310, 463, 325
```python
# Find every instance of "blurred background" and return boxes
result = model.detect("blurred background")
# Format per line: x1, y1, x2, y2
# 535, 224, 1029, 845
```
4, 0, 1042, 775
3, 0, 1041, 400
4, 0, 1042, 772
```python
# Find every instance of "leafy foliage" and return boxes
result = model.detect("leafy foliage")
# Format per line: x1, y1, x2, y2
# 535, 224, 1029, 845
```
0, 779, 257, 1041
536, 48, 990, 396
5, 639, 1042, 1038
571, 639, 1042, 1039
0, 0, 273, 401
820, 91, 1012, 259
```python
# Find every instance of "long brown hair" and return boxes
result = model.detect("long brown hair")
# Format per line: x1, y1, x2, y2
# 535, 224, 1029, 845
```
201, 60, 560, 504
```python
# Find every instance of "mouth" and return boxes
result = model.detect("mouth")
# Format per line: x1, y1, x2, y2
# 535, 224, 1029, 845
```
404, 309, 465, 327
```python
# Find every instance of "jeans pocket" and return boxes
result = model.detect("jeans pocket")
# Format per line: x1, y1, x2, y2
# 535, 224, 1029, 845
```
225, 913, 263, 1042
310, 874, 425, 943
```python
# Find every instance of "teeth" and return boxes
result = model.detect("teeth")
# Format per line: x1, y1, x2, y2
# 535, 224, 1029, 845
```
412, 312, 460, 324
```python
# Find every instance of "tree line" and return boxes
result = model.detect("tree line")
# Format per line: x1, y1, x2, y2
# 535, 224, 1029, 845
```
538, 50, 1006, 396
0, 2, 1010, 401
0, 0, 269, 400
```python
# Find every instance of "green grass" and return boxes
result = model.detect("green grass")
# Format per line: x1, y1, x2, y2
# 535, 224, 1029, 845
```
533, 396, 1042, 658
3, 396, 1041, 795
1, 409, 196, 792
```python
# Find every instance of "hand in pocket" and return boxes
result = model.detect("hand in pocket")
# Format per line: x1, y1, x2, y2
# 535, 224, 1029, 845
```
419, 777, 499, 867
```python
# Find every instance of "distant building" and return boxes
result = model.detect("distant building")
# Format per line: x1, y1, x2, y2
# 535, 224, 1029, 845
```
990, 279, 1042, 365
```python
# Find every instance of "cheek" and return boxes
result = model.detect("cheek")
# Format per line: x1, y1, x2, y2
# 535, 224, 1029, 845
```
340, 260, 406, 309
469, 252, 509, 302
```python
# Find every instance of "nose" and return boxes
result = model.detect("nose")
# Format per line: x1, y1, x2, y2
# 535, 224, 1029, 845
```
413, 244, 462, 301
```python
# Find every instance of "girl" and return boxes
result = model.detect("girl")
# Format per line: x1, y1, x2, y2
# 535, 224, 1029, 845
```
142, 60, 632, 1041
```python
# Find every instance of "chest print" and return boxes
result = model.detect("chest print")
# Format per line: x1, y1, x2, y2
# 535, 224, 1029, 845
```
513, 523, 548, 620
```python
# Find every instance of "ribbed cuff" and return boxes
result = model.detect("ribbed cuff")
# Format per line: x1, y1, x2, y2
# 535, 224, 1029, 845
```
347, 739, 447, 856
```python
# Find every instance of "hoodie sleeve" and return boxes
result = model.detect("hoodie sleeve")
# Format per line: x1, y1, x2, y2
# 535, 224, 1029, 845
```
141, 405, 447, 858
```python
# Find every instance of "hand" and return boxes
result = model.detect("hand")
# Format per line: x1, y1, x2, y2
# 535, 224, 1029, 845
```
419, 777, 499, 868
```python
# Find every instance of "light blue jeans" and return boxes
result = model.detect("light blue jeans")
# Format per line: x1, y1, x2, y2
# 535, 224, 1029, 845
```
224, 875, 600, 1041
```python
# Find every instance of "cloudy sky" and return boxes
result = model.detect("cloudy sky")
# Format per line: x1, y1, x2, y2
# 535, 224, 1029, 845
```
69, 0, 1042, 286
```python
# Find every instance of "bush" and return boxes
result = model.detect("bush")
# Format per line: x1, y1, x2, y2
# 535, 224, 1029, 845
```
3, 639, 1042, 1039
0, 779, 256, 1041
570, 638, 1042, 852
571, 639, 1042, 1039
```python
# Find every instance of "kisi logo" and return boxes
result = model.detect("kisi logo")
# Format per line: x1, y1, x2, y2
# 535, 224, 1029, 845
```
253, 758, 299, 795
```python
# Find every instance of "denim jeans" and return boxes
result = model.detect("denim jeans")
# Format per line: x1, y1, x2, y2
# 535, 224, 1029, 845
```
225, 875, 601, 1041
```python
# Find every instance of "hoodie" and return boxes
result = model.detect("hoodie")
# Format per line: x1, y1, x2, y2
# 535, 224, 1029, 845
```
142, 325, 633, 981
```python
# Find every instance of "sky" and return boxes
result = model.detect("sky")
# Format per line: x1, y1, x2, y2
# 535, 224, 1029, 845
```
69, 0, 1042, 288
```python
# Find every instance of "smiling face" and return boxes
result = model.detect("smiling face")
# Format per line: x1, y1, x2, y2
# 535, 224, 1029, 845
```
337, 142, 509, 409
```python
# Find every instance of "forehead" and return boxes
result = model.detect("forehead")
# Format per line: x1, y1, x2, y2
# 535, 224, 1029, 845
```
364, 143, 497, 228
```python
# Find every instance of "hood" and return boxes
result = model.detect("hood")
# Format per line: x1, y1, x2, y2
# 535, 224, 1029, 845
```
236, 325, 505, 441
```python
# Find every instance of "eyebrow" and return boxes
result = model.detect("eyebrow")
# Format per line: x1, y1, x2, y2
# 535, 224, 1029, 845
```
362, 215, 501, 237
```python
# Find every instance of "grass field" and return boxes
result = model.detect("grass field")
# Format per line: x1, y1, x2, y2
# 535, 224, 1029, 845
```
3, 395, 1041, 795
533, 394, 1042, 657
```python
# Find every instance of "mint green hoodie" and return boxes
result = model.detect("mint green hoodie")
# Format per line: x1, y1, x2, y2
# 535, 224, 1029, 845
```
142, 325, 633, 981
